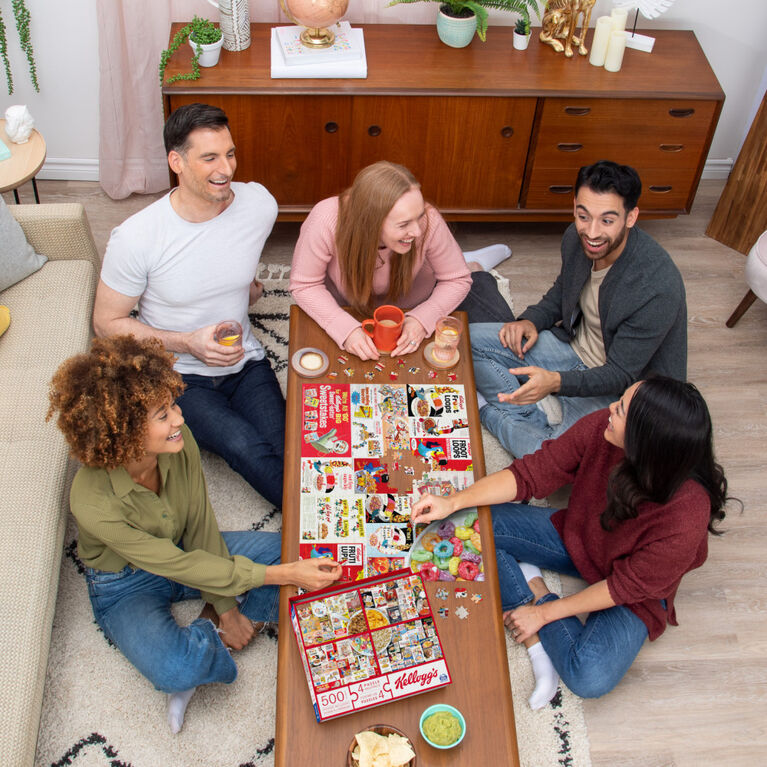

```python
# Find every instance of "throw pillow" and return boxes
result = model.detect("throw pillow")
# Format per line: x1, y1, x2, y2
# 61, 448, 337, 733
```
0, 198, 47, 291
0, 305, 9, 336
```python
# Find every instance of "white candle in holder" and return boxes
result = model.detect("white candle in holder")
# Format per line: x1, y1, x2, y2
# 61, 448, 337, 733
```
604, 30, 627, 72
589, 16, 613, 67
611, 7, 628, 32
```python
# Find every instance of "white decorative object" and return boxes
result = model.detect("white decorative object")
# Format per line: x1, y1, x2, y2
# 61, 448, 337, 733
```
4, 105, 34, 144
188, 34, 224, 67
512, 30, 531, 50
604, 30, 627, 72
207, 0, 251, 51
610, 7, 628, 31
613, 0, 676, 53
589, 16, 613, 67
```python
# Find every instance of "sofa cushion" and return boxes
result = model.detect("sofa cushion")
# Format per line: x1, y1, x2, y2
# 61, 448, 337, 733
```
0, 199, 47, 291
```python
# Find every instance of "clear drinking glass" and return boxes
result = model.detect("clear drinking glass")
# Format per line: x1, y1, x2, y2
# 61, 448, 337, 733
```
214, 320, 242, 347
433, 316, 461, 361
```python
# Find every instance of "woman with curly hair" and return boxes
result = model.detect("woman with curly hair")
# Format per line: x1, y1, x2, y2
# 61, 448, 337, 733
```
411, 376, 731, 710
48, 335, 341, 733
289, 160, 514, 360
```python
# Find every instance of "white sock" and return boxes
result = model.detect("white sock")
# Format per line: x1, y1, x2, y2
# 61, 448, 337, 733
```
463, 244, 511, 271
477, 391, 488, 410
518, 561, 543, 584
527, 642, 559, 710
167, 686, 197, 734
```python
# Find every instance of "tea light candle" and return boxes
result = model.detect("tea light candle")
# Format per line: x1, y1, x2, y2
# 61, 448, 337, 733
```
589, 16, 613, 67
604, 30, 627, 72
610, 7, 628, 32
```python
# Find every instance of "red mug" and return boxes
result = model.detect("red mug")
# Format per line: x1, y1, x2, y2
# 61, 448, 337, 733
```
361, 305, 404, 352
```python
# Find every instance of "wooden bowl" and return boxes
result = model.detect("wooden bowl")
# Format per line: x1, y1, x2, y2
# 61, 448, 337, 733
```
347, 724, 417, 766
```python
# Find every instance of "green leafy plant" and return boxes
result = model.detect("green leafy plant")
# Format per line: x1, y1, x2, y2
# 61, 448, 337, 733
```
159, 15, 222, 86
514, 16, 530, 35
0, 0, 39, 95
387, 0, 540, 42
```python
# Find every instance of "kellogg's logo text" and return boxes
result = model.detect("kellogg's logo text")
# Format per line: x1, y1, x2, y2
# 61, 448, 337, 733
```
393, 668, 438, 691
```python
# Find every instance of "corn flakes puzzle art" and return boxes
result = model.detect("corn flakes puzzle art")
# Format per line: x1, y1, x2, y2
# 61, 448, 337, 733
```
289, 570, 451, 721
299, 383, 483, 582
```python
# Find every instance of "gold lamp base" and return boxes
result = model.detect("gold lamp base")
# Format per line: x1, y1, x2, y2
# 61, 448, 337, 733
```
300, 26, 336, 48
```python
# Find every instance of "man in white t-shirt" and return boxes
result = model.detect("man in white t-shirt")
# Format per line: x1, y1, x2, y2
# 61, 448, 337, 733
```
93, 103, 284, 507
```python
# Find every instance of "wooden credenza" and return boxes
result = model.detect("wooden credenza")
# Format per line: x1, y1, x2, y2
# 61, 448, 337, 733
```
162, 24, 723, 221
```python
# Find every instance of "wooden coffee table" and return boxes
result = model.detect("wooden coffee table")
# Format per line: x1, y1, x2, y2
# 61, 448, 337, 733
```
0, 119, 46, 203
275, 306, 520, 766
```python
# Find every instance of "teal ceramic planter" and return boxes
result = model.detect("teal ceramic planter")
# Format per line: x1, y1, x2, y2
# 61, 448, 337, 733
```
436, 8, 477, 48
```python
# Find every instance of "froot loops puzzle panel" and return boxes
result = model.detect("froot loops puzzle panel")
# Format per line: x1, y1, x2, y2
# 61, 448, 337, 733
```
289, 570, 451, 722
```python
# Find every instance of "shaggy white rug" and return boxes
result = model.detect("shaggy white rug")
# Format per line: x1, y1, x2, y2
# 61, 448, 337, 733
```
35, 267, 591, 767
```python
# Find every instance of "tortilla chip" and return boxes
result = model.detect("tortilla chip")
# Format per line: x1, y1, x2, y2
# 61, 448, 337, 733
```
353, 730, 414, 767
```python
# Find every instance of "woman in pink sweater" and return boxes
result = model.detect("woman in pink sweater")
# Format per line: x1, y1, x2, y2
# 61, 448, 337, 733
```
412, 376, 730, 709
290, 161, 514, 360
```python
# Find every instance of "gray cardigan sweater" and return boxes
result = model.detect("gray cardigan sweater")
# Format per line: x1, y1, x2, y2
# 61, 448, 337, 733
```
519, 224, 687, 398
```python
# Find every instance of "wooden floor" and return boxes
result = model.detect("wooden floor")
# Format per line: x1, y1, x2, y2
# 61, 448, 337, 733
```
8, 178, 766, 767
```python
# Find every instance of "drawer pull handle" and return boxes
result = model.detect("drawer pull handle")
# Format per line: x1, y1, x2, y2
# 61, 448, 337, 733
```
549, 185, 574, 194
659, 144, 684, 152
324, 122, 339, 134
669, 108, 695, 118
649, 185, 673, 194
564, 106, 591, 116
368, 125, 382, 137
557, 142, 583, 152
501, 126, 514, 138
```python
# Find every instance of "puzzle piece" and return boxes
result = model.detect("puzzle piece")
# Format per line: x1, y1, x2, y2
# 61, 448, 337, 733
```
435, 588, 449, 601
470, 592, 484, 604
344, 367, 354, 377
337, 355, 348, 364
404, 466, 414, 476
364, 371, 375, 381
447, 372, 457, 382
397, 359, 406, 367
455, 605, 469, 620
374, 362, 385, 372
437, 607, 449, 618
427, 370, 438, 380
327, 371, 338, 379
408, 367, 420, 374
389, 372, 398, 381
454, 588, 468, 599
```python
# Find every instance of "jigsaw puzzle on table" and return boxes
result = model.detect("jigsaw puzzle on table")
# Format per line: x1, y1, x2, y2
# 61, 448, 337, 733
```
289, 570, 451, 721
299, 383, 484, 582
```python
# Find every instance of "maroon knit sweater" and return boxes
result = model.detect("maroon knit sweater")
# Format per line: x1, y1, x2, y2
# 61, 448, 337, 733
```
508, 409, 711, 640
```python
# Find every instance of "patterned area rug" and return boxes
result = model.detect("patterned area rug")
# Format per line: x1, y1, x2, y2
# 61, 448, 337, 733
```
35, 267, 591, 767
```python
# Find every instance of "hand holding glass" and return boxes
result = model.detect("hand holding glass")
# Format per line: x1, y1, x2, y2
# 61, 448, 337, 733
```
214, 320, 242, 347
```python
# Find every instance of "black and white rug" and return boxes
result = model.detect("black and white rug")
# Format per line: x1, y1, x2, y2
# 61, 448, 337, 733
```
35, 267, 591, 767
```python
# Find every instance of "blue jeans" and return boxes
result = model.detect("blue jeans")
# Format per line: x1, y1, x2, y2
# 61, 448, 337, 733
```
470, 324, 613, 457
179, 358, 285, 508
85, 531, 281, 693
492, 503, 648, 698
455, 271, 516, 324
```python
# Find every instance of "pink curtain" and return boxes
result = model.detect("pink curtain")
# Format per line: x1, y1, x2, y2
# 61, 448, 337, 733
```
97, 1, 435, 199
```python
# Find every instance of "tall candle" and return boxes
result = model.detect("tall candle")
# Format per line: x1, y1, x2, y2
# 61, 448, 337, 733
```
604, 30, 627, 72
611, 7, 628, 32
589, 16, 613, 67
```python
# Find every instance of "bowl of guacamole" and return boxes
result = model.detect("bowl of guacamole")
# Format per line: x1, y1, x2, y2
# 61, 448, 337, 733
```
419, 704, 465, 749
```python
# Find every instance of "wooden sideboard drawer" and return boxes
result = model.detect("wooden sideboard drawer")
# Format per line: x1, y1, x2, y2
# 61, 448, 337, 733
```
524, 166, 699, 212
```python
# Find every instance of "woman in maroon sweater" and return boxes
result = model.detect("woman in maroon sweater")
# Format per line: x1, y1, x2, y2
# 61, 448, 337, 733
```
411, 377, 729, 709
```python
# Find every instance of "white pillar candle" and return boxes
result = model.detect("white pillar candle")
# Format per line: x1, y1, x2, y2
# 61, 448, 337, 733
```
589, 16, 614, 67
611, 7, 628, 32
604, 30, 627, 72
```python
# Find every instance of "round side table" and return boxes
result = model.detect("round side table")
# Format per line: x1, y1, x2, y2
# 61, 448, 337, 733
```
0, 118, 46, 203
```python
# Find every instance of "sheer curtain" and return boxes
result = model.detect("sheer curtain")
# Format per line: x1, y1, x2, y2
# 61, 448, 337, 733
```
97, 1, 434, 199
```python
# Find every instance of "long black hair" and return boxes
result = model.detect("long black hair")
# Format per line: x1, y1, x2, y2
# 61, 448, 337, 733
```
601, 377, 729, 534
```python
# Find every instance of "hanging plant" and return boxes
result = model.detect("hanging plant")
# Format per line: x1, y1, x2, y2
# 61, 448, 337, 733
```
0, 0, 39, 95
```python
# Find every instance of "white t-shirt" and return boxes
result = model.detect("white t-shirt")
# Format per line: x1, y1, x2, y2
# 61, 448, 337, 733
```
101, 182, 278, 376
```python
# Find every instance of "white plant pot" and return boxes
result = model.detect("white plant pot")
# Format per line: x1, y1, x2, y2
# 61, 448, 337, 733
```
189, 35, 224, 67
513, 30, 530, 50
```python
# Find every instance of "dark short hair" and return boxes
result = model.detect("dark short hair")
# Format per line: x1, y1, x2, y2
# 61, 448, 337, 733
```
575, 160, 642, 212
163, 103, 229, 155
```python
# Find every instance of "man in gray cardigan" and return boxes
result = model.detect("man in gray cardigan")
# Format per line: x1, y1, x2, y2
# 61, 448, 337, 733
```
470, 160, 687, 458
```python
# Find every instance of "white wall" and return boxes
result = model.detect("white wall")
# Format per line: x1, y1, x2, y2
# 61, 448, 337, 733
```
3, 0, 765, 181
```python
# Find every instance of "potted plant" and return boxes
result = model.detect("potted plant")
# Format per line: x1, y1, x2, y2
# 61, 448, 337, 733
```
513, 15, 530, 50
388, 0, 540, 49
159, 15, 224, 86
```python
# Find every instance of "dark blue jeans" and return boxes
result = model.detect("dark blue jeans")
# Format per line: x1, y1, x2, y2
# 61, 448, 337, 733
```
492, 502, 648, 698
179, 358, 285, 508
85, 531, 281, 693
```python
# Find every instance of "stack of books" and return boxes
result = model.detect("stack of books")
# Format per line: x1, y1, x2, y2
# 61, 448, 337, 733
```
271, 22, 367, 79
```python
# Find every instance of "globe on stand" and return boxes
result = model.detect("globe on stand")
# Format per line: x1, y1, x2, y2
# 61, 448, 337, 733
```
281, 0, 350, 48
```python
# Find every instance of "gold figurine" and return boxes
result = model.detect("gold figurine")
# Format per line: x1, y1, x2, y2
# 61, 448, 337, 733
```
539, 0, 596, 58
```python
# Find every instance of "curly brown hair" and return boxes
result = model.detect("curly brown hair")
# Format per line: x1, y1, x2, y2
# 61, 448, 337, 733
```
47, 335, 185, 469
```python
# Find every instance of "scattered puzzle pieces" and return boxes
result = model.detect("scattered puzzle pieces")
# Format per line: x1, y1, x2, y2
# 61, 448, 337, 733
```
408, 366, 421, 374
427, 370, 438, 380
470, 592, 483, 604
364, 371, 375, 381
437, 607, 449, 618
389, 372, 398, 380
374, 362, 385, 372
455, 605, 469, 620
397, 359, 406, 367
344, 367, 354, 377
455, 588, 468, 599
327, 371, 338, 379
447, 372, 457, 382
337, 355, 348, 364
435, 588, 449, 601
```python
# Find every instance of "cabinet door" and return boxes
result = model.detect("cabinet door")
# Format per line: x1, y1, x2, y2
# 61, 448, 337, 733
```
167, 93, 353, 209
524, 97, 717, 212
347, 96, 537, 213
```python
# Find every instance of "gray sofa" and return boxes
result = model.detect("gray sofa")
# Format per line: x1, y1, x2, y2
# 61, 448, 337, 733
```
0, 204, 99, 767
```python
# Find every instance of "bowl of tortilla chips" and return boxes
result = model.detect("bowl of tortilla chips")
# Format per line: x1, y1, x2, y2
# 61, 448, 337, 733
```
347, 725, 416, 766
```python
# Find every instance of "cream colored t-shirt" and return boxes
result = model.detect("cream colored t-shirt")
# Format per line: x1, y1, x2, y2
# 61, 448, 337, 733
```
571, 265, 612, 369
